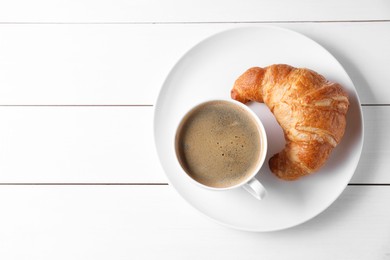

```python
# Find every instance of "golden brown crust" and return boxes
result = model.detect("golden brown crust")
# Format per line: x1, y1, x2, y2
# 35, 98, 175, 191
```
231, 67, 265, 103
231, 64, 349, 180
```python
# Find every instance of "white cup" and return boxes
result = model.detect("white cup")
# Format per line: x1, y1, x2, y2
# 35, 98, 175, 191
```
175, 99, 268, 200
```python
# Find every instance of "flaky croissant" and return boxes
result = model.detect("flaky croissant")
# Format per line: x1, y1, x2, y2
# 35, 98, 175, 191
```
231, 64, 349, 180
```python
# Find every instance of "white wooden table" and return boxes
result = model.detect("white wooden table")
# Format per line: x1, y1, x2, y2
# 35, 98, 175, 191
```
0, 1, 389, 259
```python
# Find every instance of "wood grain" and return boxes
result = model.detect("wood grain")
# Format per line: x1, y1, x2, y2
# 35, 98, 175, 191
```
0, 0, 389, 23
0, 23, 389, 105
0, 185, 388, 259
0, 106, 164, 183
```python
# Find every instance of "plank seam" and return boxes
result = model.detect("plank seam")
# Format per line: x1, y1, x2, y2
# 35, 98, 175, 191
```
0, 105, 154, 107
361, 104, 390, 106
0, 183, 388, 186
0, 104, 387, 107
0, 20, 389, 25
0, 183, 169, 185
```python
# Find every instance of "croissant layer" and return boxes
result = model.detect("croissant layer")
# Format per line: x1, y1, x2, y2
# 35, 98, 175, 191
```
231, 64, 349, 180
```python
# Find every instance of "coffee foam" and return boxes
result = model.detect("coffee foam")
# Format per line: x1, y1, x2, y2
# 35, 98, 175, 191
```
176, 101, 262, 188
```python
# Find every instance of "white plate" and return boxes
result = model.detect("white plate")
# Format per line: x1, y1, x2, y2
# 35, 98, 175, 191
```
154, 26, 364, 232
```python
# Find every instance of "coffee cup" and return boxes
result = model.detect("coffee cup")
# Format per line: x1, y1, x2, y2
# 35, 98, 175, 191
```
175, 99, 267, 200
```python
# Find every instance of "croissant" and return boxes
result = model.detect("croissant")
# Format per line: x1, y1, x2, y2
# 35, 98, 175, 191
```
231, 64, 349, 180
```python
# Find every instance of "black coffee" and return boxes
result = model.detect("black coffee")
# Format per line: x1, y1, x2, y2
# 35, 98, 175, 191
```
175, 100, 262, 188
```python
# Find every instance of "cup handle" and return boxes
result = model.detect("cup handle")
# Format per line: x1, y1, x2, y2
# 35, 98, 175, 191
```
243, 177, 267, 200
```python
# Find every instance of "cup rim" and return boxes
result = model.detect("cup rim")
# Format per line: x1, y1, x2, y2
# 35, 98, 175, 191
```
174, 99, 268, 191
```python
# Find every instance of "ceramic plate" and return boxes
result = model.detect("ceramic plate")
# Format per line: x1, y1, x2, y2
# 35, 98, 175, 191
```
154, 26, 364, 232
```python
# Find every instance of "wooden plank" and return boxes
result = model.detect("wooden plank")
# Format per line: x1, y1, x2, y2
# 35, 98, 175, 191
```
0, 106, 166, 183
351, 106, 390, 184
0, 185, 388, 259
0, 0, 388, 23
0, 106, 386, 184
0, 23, 389, 105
